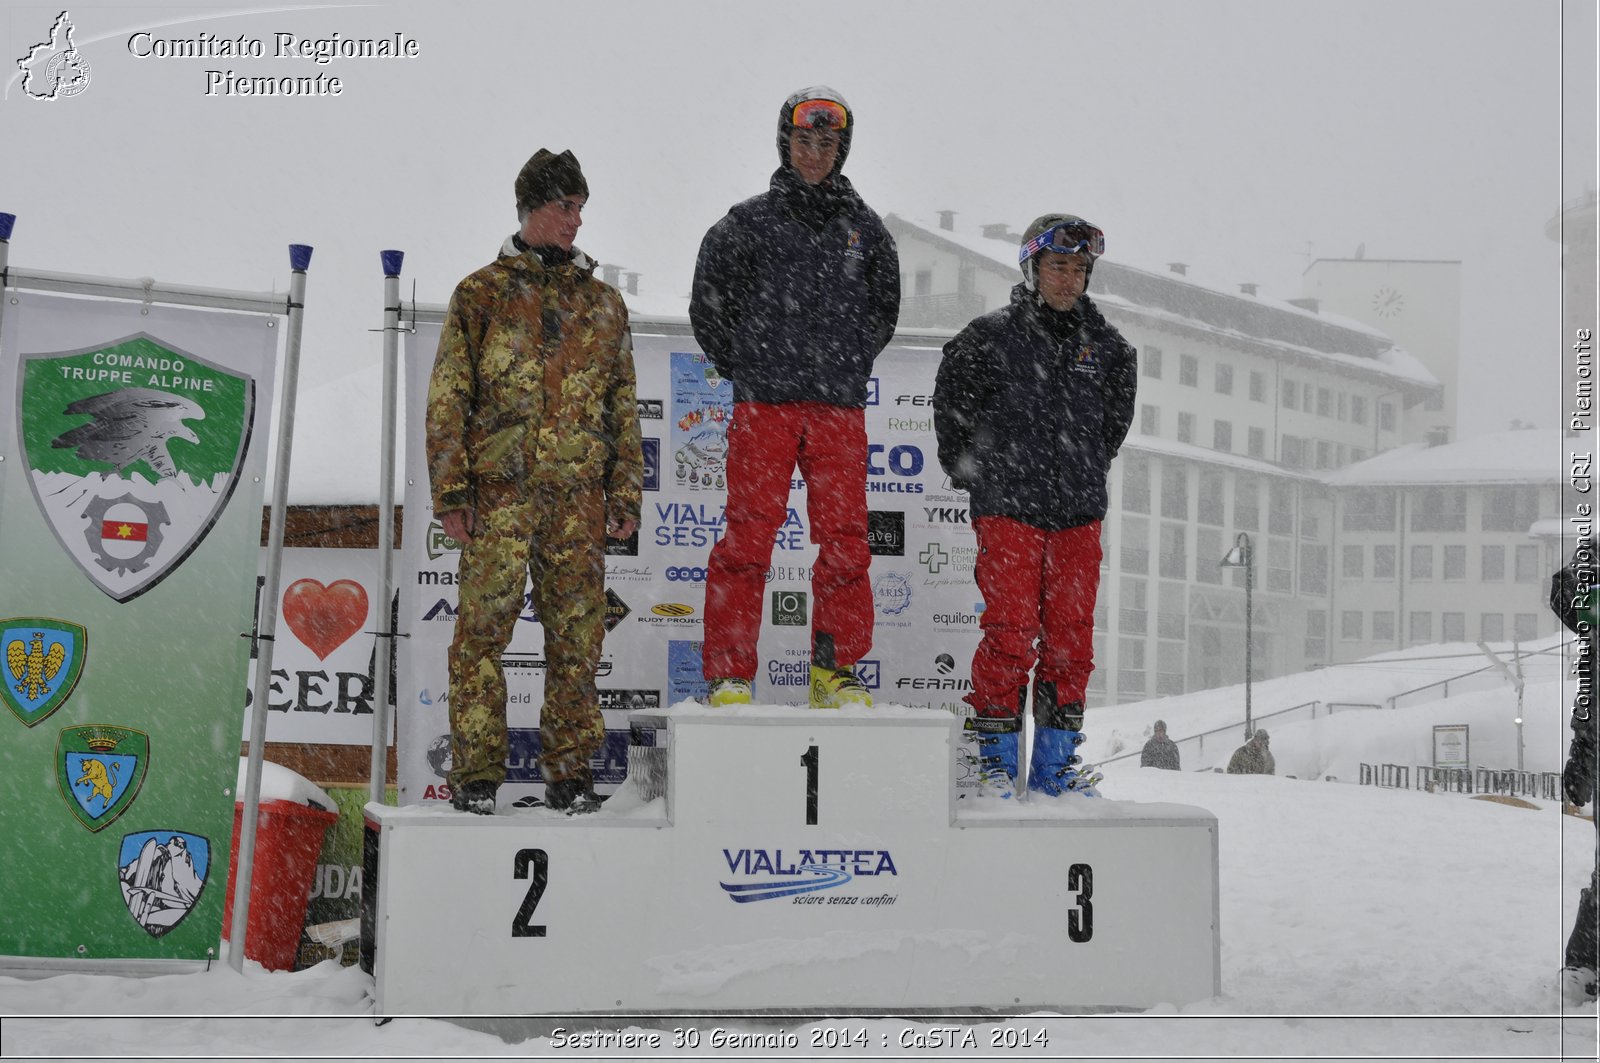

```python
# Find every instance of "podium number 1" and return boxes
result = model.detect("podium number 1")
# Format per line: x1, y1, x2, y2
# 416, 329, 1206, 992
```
800, 745, 819, 825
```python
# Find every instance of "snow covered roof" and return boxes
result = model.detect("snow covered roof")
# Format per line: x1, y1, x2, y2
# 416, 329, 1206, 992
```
1121, 434, 1321, 481
1322, 428, 1564, 487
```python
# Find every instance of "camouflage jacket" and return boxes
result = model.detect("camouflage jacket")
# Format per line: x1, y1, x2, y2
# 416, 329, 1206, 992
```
426, 240, 642, 524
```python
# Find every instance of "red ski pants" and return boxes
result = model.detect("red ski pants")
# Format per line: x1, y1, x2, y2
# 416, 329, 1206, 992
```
966, 516, 1103, 719
703, 402, 873, 680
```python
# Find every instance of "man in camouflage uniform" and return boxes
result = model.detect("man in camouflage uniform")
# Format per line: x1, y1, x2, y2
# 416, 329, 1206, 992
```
426, 149, 642, 815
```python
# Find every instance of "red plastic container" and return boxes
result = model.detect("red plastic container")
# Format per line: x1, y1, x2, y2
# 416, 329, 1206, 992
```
222, 799, 339, 971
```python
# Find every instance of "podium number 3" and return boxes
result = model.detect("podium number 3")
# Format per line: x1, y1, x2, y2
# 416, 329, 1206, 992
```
1068, 862, 1093, 942
800, 745, 819, 825
513, 848, 549, 938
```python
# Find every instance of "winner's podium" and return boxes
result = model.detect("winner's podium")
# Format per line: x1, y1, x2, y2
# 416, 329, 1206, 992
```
362, 704, 1219, 1016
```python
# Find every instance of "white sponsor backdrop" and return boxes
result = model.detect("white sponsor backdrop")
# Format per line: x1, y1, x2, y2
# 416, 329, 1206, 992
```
243, 547, 392, 746
396, 323, 991, 806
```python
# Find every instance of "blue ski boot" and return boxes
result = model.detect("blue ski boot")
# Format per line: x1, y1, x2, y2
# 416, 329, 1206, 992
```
1028, 727, 1103, 797
963, 717, 1020, 800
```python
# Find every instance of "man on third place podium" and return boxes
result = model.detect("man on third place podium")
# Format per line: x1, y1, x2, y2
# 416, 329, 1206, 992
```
934, 214, 1137, 799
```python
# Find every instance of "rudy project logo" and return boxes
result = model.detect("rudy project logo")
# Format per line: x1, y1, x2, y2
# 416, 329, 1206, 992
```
2, 618, 87, 726
718, 847, 898, 903
119, 830, 209, 938
57, 725, 148, 831
17, 11, 92, 101
17, 335, 255, 601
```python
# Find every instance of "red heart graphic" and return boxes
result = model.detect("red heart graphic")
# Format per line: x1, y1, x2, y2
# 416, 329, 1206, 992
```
281, 579, 369, 660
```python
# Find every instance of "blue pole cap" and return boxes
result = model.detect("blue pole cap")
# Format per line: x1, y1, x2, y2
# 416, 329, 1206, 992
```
0, 213, 15, 241
380, 250, 404, 277
289, 244, 314, 271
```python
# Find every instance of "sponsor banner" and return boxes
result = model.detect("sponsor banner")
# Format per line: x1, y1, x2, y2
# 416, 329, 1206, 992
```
244, 548, 393, 746
396, 324, 1015, 804
0, 291, 276, 961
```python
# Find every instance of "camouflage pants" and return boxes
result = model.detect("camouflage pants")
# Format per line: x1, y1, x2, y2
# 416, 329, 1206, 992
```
447, 481, 607, 788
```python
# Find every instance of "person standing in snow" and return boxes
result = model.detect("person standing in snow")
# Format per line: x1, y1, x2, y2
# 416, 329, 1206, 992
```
933, 214, 1137, 798
1550, 538, 1598, 1004
1226, 729, 1275, 775
425, 149, 642, 816
1141, 719, 1181, 770
689, 86, 900, 710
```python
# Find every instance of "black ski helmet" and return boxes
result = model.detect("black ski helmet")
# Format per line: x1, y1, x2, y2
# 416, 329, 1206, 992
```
777, 85, 853, 177
1019, 213, 1105, 292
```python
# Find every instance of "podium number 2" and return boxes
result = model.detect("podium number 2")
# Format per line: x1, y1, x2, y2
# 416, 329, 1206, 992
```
800, 745, 819, 825
1067, 862, 1093, 942
513, 848, 549, 938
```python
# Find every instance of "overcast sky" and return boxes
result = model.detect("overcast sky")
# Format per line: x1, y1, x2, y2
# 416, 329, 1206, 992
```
3, 0, 1593, 436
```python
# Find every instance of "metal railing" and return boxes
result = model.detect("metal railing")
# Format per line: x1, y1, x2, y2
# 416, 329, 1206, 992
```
1386, 642, 1568, 711
1362, 763, 1564, 801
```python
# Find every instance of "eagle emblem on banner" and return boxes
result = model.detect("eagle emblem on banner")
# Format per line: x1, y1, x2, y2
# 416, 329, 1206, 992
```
16, 334, 255, 602
1, 618, 87, 727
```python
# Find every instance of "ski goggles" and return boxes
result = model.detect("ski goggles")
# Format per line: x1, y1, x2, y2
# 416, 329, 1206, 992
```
1019, 221, 1105, 264
791, 98, 849, 130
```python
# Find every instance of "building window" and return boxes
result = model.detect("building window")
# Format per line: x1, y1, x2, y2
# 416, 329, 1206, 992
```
1143, 346, 1163, 379
1443, 545, 1466, 580
1179, 354, 1198, 387
1482, 545, 1505, 580
1315, 440, 1333, 469
1213, 420, 1233, 453
1118, 636, 1146, 694
1411, 545, 1433, 580
1514, 613, 1538, 641
1141, 404, 1160, 436
1120, 515, 1150, 574
1267, 536, 1294, 593
1303, 383, 1314, 411
1341, 611, 1364, 640
913, 269, 933, 296
1514, 545, 1539, 582
1343, 488, 1397, 532
1316, 387, 1332, 418
1247, 426, 1266, 458
1337, 392, 1348, 421
1282, 379, 1297, 409
1282, 435, 1305, 469
1119, 577, 1147, 635
1177, 412, 1195, 444
1373, 610, 1395, 642
1351, 394, 1368, 425
1374, 544, 1396, 579
1441, 612, 1465, 642
1156, 640, 1185, 696
1481, 613, 1504, 642
1379, 401, 1396, 432
1268, 481, 1294, 535
1197, 526, 1222, 584
1159, 522, 1187, 580
1411, 488, 1466, 532
1161, 464, 1189, 520
1215, 363, 1234, 395
1300, 543, 1328, 595
1250, 371, 1266, 402
1122, 456, 1150, 514
1482, 487, 1540, 532
1343, 545, 1364, 578
1198, 471, 1226, 526
1409, 611, 1433, 643
1234, 474, 1259, 531
1306, 609, 1327, 659
1158, 581, 1186, 640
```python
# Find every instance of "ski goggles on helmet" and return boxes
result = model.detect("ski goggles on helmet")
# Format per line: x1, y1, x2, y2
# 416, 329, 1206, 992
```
1019, 221, 1106, 264
791, 98, 849, 130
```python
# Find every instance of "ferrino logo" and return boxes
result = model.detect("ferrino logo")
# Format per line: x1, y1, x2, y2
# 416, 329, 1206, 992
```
718, 847, 898, 905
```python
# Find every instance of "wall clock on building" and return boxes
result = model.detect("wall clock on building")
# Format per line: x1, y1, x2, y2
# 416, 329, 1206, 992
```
1372, 286, 1405, 318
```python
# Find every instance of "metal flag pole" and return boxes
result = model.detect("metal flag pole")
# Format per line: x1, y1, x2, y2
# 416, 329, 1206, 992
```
230, 243, 312, 973
371, 251, 404, 806
0, 213, 16, 347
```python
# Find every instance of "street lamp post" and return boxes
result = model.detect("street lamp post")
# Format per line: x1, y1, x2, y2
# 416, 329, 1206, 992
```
1220, 532, 1254, 738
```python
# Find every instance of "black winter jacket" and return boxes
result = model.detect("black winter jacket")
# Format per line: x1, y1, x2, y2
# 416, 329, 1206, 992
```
689, 167, 900, 407
1551, 543, 1597, 783
933, 285, 1137, 530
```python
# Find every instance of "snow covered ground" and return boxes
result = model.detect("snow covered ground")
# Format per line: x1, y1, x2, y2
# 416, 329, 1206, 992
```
3, 639, 1598, 1061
